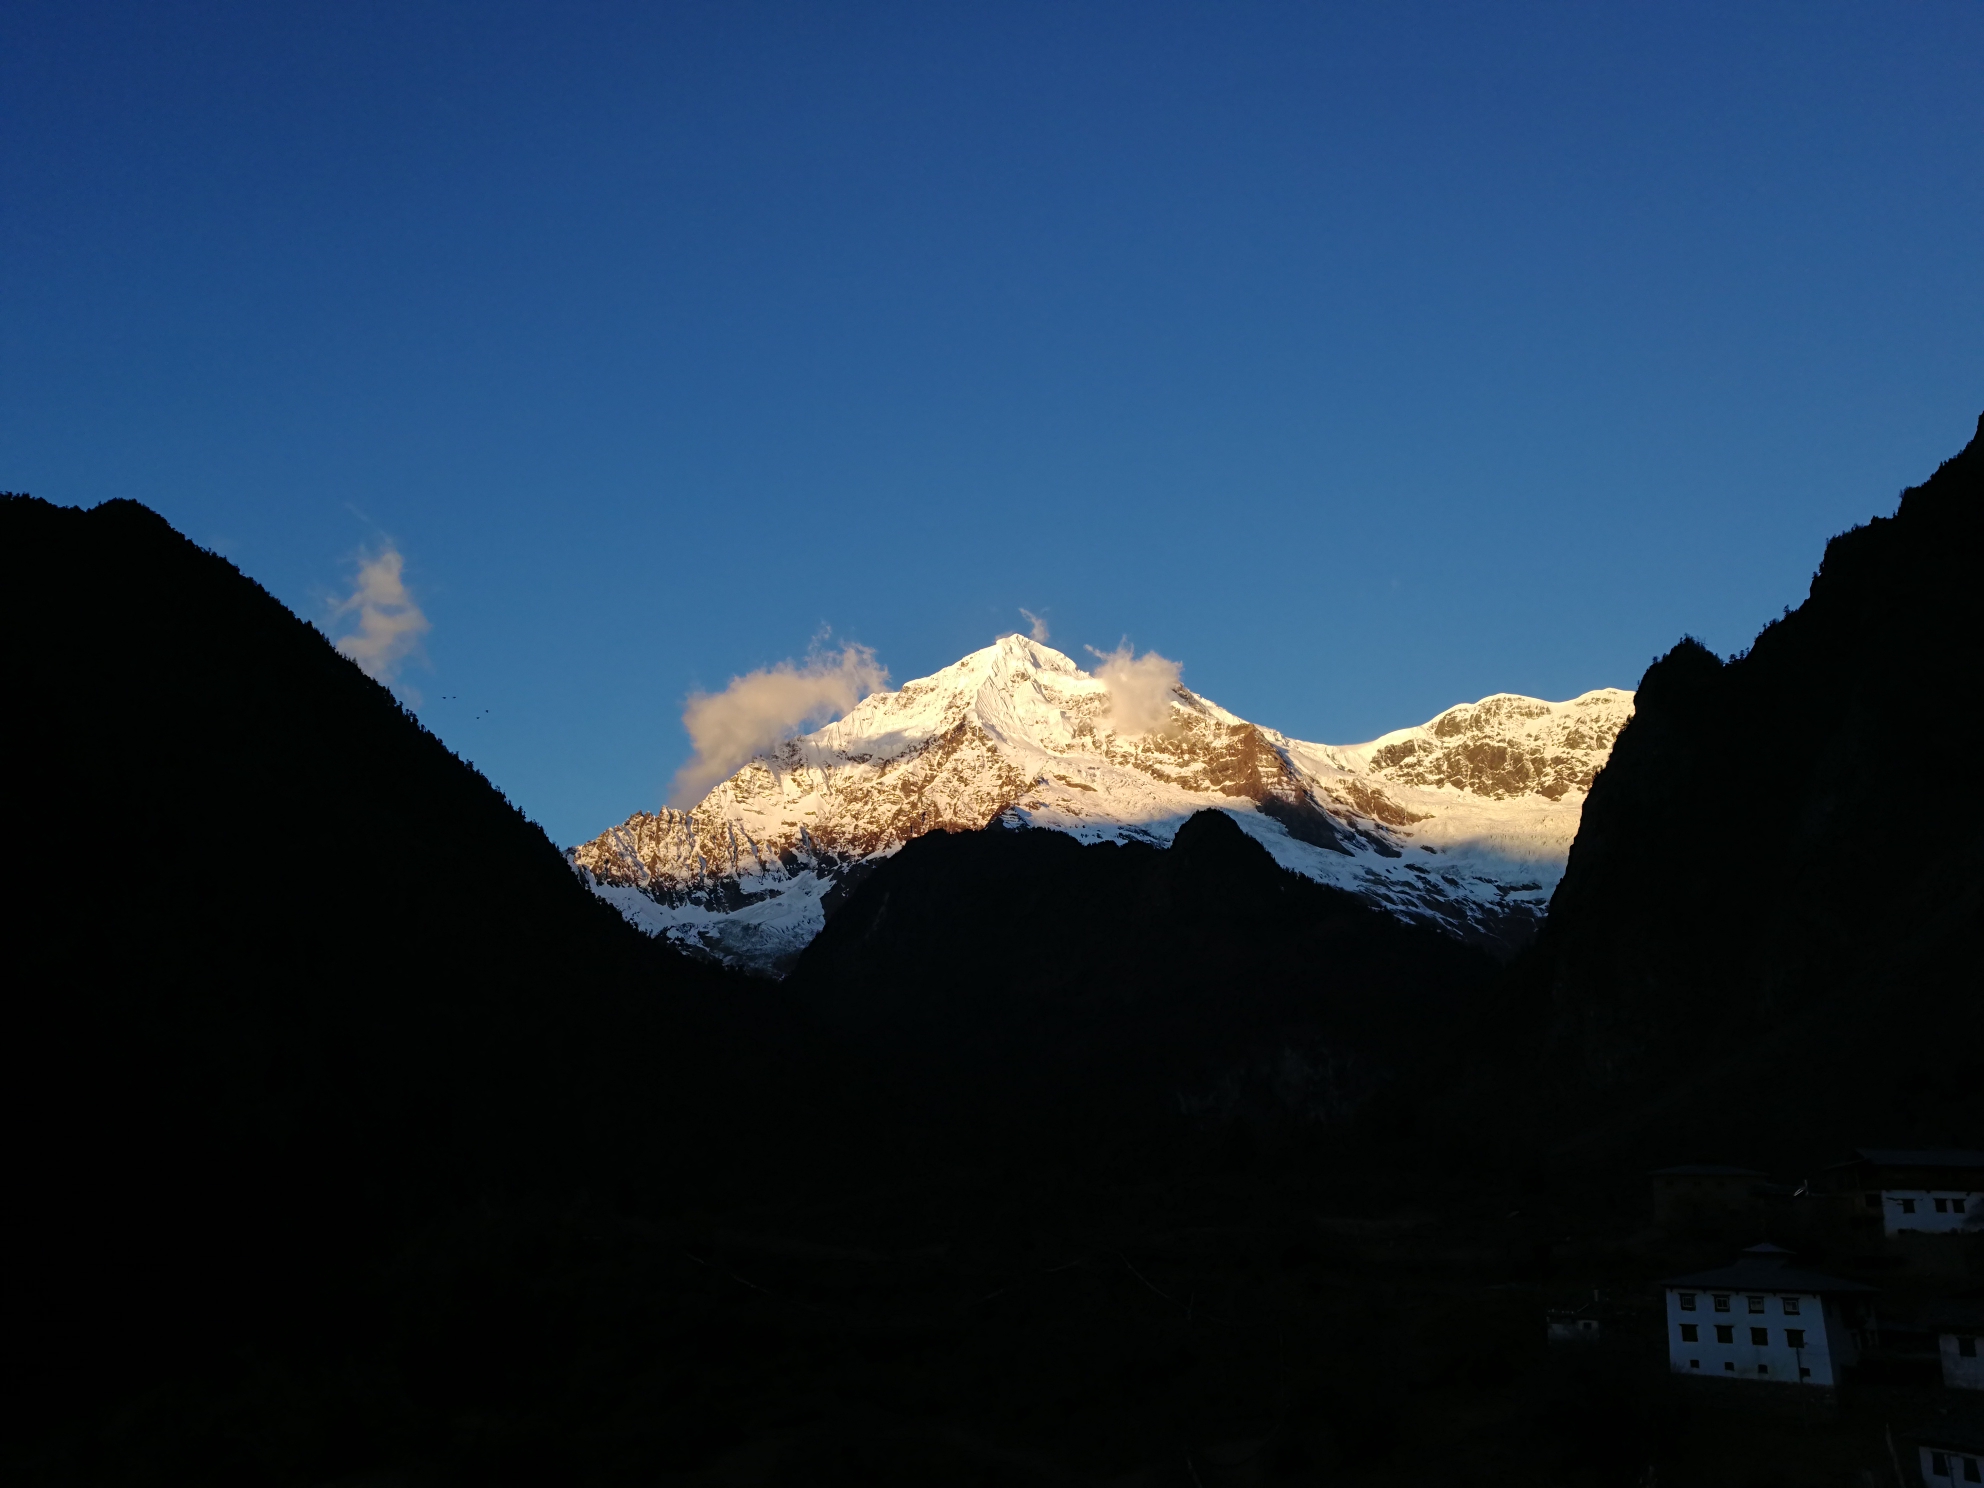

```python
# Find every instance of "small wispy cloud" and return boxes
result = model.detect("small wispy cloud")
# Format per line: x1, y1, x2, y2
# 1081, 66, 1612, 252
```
1019, 608, 1051, 643
331, 545, 430, 684
1087, 641, 1183, 734
669, 642, 888, 807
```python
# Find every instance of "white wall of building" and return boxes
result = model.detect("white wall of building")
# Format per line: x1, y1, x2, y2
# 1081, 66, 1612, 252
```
1943, 1332, 1984, 1391
1919, 1444, 1984, 1483
1665, 1287, 1838, 1386
1880, 1189, 1982, 1236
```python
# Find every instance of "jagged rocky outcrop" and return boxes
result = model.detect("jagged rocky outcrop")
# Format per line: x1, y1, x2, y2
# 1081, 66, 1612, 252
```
572, 637, 1632, 972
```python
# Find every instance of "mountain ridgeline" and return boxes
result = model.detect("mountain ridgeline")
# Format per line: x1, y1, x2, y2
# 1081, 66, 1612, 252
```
1508, 412, 1984, 1158
4, 410, 1981, 1484
571, 635, 1634, 972
0, 495, 754, 1463
785, 809, 1498, 1142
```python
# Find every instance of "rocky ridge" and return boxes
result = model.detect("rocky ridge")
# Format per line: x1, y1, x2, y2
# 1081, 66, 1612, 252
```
571, 636, 1632, 973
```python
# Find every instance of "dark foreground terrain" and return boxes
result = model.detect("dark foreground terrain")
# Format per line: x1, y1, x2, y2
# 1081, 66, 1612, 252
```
2, 414, 1979, 1485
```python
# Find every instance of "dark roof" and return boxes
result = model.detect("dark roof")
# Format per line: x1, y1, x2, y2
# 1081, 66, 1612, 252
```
1914, 1416, 1984, 1454
1842, 1148, 1984, 1170
1650, 1164, 1767, 1177
1922, 1301, 1984, 1332
1661, 1256, 1874, 1294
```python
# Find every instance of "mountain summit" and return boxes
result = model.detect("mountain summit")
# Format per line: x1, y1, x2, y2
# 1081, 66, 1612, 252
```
571, 635, 1632, 972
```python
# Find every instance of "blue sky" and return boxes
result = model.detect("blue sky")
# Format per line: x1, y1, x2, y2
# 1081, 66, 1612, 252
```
5, 1, 1980, 846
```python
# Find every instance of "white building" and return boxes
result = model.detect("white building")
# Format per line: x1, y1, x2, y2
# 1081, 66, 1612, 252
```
1826, 1148, 1984, 1238
1928, 1303, 1984, 1392
1915, 1418, 1984, 1485
1661, 1244, 1875, 1387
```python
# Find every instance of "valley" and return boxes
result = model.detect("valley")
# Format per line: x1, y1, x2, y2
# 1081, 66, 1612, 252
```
3, 412, 1979, 1486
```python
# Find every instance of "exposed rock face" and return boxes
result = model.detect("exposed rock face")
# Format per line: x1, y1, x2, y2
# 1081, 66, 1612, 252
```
571, 636, 1633, 973
1362, 693, 1627, 800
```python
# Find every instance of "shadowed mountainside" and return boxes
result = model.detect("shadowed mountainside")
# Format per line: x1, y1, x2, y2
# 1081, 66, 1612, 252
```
785, 810, 1498, 1149
0, 496, 1544, 1487
1499, 412, 1984, 1163
1, 495, 769, 1461
8, 410, 1982, 1486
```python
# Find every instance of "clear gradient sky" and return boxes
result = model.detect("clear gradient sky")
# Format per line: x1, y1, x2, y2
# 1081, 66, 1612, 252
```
5, 2, 1980, 846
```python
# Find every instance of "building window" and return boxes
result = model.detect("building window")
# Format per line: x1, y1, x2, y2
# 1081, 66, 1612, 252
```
1680, 1324, 1699, 1342
1782, 1296, 1800, 1316
1900, 1198, 1917, 1214
1679, 1292, 1697, 1311
1932, 1452, 1949, 1478
1960, 1337, 1978, 1359
1689, 1359, 1700, 1369
1963, 1457, 1979, 1483
1785, 1328, 1805, 1348
1799, 1367, 1811, 1378
1713, 1294, 1731, 1312
1716, 1325, 1734, 1343
1757, 1364, 1769, 1375
1956, 1198, 1968, 1213
1747, 1295, 1765, 1314
1723, 1361, 1735, 1373
1751, 1327, 1769, 1345
1937, 1198, 1950, 1213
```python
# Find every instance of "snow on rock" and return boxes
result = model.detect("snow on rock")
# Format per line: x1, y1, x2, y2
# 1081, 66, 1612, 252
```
569, 635, 1633, 974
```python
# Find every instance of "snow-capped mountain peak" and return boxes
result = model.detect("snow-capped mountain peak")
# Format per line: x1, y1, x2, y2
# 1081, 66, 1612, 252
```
571, 636, 1633, 974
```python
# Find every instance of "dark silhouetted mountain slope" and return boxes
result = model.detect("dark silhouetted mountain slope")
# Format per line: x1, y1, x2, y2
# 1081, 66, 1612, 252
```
12, 423, 1979, 1485
785, 809, 1498, 1147
0, 495, 757, 1459
1510, 413, 1984, 1159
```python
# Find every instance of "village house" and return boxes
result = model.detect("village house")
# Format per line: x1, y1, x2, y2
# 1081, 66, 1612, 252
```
1661, 1244, 1875, 1387
1927, 1303, 1984, 1392
1914, 1418, 1984, 1485
1545, 1311, 1601, 1342
1545, 1293, 1602, 1343
1823, 1149, 1984, 1238
1650, 1164, 1768, 1229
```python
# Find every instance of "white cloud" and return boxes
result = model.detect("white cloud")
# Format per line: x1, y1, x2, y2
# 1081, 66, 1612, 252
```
1087, 641, 1183, 734
669, 643, 888, 806
1019, 608, 1051, 642
332, 545, 430, 683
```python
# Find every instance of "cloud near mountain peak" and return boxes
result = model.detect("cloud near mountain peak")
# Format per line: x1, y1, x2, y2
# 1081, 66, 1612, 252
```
1087, 642, 1182, 734
669, 643, 888, 807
